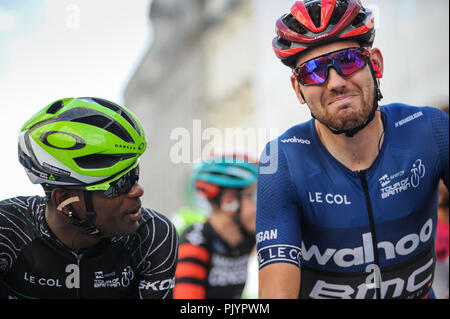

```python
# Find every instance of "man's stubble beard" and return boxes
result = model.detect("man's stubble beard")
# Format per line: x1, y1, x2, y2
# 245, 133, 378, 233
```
307, 85, 374, 133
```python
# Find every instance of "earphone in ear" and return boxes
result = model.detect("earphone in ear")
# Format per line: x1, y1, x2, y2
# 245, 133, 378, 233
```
56, 196, 80, 211
57, 196, 80, 217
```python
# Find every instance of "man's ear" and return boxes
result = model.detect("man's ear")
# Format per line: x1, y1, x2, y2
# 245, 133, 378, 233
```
51, 188, 80, 212
52, 188, 69, 210
370, 48, 384, 78
291, 75, 306, 104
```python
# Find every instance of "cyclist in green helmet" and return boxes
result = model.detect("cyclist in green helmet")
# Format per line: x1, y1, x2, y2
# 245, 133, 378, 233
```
0, 97, 178, 299
174, 153, 258, 299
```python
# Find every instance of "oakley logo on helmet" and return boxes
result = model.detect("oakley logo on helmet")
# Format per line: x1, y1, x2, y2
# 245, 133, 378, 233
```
40, 131, 86, 150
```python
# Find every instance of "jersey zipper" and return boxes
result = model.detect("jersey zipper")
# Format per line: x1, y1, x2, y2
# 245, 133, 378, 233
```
358, 170, 381, 299
71, 252, 83, 299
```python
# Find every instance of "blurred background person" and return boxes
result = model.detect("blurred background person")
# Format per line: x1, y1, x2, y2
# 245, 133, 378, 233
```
171, 167, 211, 236
174, 153, 257, 299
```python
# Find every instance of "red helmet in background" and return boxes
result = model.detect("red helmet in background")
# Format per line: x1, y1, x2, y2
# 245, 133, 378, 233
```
273, 0, 375, 68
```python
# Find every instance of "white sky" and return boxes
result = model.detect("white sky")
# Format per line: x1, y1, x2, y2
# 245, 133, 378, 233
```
0, 0, 151, 198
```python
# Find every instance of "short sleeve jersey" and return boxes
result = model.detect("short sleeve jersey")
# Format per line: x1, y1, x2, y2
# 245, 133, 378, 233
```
256, 104, 449, 299
175, 222, 254, 299
0, 196, 179, 299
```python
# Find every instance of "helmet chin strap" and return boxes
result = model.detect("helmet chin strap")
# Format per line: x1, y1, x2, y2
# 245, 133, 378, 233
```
219, 192, 256, 244
65, 191, 103, 236
311, 62, 383, 138
232, 193, 256, 245
232, 212, 256, 246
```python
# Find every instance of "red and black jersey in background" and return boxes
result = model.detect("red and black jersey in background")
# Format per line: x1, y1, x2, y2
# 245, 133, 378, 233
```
175, 222, 254, 299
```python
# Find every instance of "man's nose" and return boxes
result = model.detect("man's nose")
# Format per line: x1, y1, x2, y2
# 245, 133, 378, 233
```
127, 182, 144, 198
326, 67, 347, 90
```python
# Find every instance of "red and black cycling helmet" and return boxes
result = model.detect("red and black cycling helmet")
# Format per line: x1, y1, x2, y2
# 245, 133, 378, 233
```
273, 0, 375, 68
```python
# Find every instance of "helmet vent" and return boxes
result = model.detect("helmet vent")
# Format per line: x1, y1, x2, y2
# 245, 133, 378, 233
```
306, 1, 322, 28
91, 97, 121, 113
118, 111, 141, 137
283, 14, 307, 34
329, 0, 349, 25
74, 153, 136, 169
351, 12, 365, 27
91, 97, 141, 137
72, 115, 134, 144
277, 37, 292, 50
46, 100, 65, 114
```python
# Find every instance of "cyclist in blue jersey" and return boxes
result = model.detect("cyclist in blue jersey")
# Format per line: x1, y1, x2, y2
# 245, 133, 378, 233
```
257, 0, 449, 299
0, 97, 178, 299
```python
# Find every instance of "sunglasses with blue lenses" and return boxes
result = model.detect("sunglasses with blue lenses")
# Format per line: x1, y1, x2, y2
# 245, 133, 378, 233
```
103, 166, 140, 198
293, 47, 370, 86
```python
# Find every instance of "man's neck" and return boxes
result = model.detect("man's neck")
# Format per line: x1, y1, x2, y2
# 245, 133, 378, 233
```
316, 110, 384, 172
45, 207, 102, 252
209, 211, 243, 247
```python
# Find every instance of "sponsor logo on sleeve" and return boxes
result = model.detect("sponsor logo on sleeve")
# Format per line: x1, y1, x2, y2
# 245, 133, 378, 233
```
139, 278, 175, 291
395, 111, 423, 128
257, 244, 302, 269
280, 136, 311, 144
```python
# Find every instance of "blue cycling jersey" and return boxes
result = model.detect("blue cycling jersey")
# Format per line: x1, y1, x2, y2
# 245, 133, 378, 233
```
256, 103, 449, 299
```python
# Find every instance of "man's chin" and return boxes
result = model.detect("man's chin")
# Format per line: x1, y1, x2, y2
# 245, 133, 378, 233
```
326, 119, 363, 133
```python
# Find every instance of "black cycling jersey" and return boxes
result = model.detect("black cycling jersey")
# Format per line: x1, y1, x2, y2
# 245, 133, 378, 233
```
175, 222, 255, 299
0, 196, 178, 299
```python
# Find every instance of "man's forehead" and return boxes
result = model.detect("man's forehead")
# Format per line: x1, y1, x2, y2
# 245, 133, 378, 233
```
296, 40, 360, 66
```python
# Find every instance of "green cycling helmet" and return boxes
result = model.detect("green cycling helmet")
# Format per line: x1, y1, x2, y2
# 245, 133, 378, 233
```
192, 153, 258, 199
18, 97, 147, 191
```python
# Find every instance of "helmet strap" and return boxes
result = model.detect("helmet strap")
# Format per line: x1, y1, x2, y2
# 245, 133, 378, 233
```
215, 189, 256, 244
232, 192, 256, 243
68, 191, 103, 236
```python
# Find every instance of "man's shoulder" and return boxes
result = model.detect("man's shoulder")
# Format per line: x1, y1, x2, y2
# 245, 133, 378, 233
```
260, 119, 314, 159
277, 120, 314, 145
0, 195, 44, 225
127, 208, 178, 252
0, 196, 44, 273
0, 195, 44, 207
259, 119, 316, 173
382, 103, 446, 123
136, 207, 176, 236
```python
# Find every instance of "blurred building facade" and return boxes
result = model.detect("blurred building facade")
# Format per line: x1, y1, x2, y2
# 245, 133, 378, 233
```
124, 0, 256, 215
